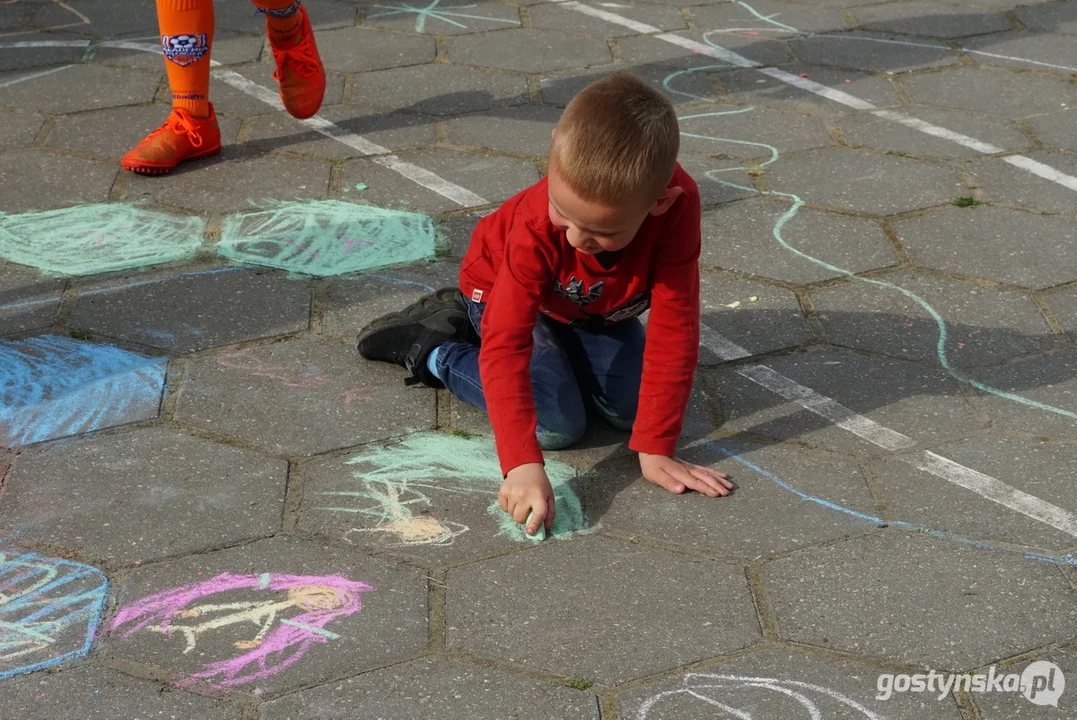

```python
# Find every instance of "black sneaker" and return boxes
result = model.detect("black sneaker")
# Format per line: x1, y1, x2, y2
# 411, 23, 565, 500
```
357, 288, 475, 387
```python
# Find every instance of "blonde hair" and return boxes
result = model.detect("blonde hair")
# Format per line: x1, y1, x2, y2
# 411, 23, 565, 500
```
552, 72, 680, 204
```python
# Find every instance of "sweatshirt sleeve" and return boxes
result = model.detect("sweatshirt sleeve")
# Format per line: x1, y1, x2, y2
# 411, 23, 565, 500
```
628, 191, 702, 458
478, 221, 555, 477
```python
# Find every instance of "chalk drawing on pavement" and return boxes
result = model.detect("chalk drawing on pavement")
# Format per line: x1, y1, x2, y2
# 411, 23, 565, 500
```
0, 335, 167, 447
112, 572, 370, 688
0, 547, 109, 680
0, 0, 91, 39
215, 351, 329, 390
217, 200, 437, 277
365, 0, 518, 34
315, 431, 591, 546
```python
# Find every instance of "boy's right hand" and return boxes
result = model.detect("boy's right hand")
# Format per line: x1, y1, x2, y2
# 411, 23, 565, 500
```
499, 462, 555, 536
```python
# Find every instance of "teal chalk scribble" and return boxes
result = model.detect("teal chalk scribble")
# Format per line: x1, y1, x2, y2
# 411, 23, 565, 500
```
0, 204, 204, 276
217, 200, 436, 277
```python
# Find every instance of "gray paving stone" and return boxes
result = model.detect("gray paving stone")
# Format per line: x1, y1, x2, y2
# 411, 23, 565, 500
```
4, 664, 243, 720
121, 151, 330, 215
175, 337, 436, 456
619, 647, 965, 720
581, 439, 876, 560
901, 67, 1077, 117
677, 155, 760, 207
715, 64, 905, 116
971, 151, 1077, 216
1045, 287, 1077, 336
0, 2, 32, 32
92, 32, 266, 72
699, 273, 814, 360
1015, 1, 1077, 35
894, 206, 1077, 289
446, 28, 612, 74
873, 434, 1077, 551
0, 64, 160, 114
322, 260, 460, 340
0, 149, 117, 213
0, 35, 87, 71
0, 109, 44, 150
212, 0, 357, 35
763, 531, 1077, 669
972, 347, 1077, 441
46, 104, 241, 162
71, 266, 311, 354
0, 426, 286, 565
703, 349, 982, 456
764, 148, 962, 216
1026, 110, 1077, 152
679, 104, 835, 159
30, 0, 158, 38
790, 32, 961, 73
247, 105, 437, 160
541, 64, 718, 107
445, 535, 762, 685
342, 149, 539, 214
976, 646, 1076, 718
690, 1, 852, 34
105, 536, 428, 696
363, 0, 522, 35
839, 105, 1031, 159
963, 31, 1077, 73
619, 31, 791, 69
530, 2, 685, 36
852, 3, 1012, 39
815, 270, 1057, 368
438, 212, 481, 259
316, 26, 435, 74
212, 61, 346, 117
351, 63, 528, 115
263, 656, 598, 719
445, 104, 561, 158
0, 264, 64, 335
701, 198, 897, 284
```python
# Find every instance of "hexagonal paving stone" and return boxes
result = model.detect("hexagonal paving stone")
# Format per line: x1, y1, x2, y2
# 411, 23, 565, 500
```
351, 63, 528, 115
445, 105, 561, 158
363, 0, 522, 34
530, 2, 685, 36
580, 440, 877, 560
976, 647, 1076, 718
175, 337, 436, 456
852, 2, 1011, 39
790, 32, 961, 73
298, 431, 591, 565
0, 427, 287, 565
679, 155, 759, 207
0, 203, 203, 277
446, 28, 612, 74
71, 266, 311, 354
212, 0, 356, 34
541, 64, 718, 107
105, 537, 427, 695
698, 273, 813, 361
0, 335, 165, 447
263, 656, 598, 718
703, 349, 983, 456
4, 664, 241, 719
972, 347, 1077, 441
32, 0, 158, 38
0, 64, 159, 115
971, 151, 1077, 215
691, 0, 851, 35
1045, 287, 1077, 336
446, 535, 761, 685
814, 270, 1057, 368
764, 148, 962, 216
901, 67, 1077, 117
0, 109, 43, 151
1015, 1, 1077, 35
619, 648, 965, 719
620, 31, 790, 69
893, 206, 1077, 289
679, 105, 835, 159
247, 105, 437, 160
1026, 110, 1077, 153
873, 434, 1077, 551
0, 264, 64, 336
0, 150, 117, 213
0, 545, 108, 680
342, 149, 539, 214
0, 37, 89, 72
715, 64, 905, 116
839, 106, 1031, 160
962, 31, 1077, 73
700, 198, 897, 284
316, 26, 434, 74
763, 531, 1077, 669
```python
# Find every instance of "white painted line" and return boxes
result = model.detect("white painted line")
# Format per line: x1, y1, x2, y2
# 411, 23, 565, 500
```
871, 109, 1005, 155
0, 40, 90, 49
1003, 154, 1077, 193
759, 67, 876, 110
556, 0, 664, 36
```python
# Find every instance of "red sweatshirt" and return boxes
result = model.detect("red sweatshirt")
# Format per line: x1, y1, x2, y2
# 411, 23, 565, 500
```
459, 164, 701, 476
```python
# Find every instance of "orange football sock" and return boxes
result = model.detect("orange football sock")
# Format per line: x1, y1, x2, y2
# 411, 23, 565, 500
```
156, 0, 214, 118
251, 0, 304, 49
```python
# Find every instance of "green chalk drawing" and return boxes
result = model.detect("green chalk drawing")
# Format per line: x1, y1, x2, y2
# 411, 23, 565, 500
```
354, 183, 368, 192
316, 431, 591, 547
217, 200, 436, 277
0, 204, 204, 276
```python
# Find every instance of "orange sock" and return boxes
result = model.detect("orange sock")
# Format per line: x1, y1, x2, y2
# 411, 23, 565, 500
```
251, 0, 304, 49
156, 0, 214, 118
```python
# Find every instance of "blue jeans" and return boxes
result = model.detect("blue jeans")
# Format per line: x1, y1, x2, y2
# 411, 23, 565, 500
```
434, 300, 645, 449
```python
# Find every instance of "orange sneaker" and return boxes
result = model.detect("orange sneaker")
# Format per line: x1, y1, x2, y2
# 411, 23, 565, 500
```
121, 105, 222, 175
269, 5, 326, 120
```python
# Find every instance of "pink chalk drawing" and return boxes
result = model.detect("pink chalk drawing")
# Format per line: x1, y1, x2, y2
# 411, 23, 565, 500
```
343, 387, 364, 407
112, 572, 371, 688
216, 352, 328, 389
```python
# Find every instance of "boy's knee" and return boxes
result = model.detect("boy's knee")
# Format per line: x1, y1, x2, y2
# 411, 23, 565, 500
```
536, 414, 587, 450
593, 394, 636, 431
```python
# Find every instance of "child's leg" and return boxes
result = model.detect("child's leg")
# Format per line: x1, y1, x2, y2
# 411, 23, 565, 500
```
434, 303, 588, 449
250, 0, 326, 119
553, 319, 646, 431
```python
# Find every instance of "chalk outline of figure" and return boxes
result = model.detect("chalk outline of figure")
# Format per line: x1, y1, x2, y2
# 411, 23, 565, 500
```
0, 549, 109, 680
112, 573, 370, 688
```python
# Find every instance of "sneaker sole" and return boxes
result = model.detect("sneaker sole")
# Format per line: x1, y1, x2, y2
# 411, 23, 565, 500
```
121, 145, 222, 175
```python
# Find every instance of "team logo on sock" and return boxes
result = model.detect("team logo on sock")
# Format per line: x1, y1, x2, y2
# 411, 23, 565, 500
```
162, 34, 209, 66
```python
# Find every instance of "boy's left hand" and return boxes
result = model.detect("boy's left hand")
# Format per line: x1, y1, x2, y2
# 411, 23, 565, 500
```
639, 452, 733, 497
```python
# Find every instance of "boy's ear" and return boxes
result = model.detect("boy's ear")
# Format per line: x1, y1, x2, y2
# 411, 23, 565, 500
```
649, 186, 683, 216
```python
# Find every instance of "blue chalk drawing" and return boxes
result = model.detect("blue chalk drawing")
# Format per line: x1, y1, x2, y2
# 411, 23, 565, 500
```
0, 204, 204, 277
217, 200, 437, 277
0, 336, 167, 446
0, 547, 109, 680
366, 0, 518, 33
